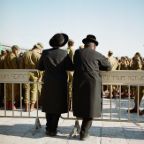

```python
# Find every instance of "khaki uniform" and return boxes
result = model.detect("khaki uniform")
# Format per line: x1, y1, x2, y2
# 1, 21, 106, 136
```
0, 54, 6, 69
118, 62, 128, 70
0, 54, 6, 106
4, 52, 20, 105
22, 49, 42, 105
118, 61, 129, 98
107, 56, 118, 98
67, 47, 74, 110
130, 57, 143, 111
131, 57, 142, 70
108, 56, 118, 70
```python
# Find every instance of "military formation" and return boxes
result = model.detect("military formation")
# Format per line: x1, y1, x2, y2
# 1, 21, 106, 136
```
106, 51, 144, 115
0, 43, 43, 111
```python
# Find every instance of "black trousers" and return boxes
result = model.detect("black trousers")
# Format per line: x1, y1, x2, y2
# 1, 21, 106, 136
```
81, 118, 93, 133
46, 113, 61, 132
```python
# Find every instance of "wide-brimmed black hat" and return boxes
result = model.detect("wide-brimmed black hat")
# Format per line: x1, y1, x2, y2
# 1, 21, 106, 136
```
49, 33, 69, 47
82, 34, 98, 46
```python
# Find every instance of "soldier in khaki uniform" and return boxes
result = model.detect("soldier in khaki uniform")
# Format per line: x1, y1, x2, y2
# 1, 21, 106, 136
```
67, 39, 74, 110
118, 57, 130, 98
4, 45, 20, 110
129, 52, 143, 113
106, 51, 118, 98
107, 51, 118, 70
0, 50, 7, 69
0, 50, 7, 107
22, 43, 43, 111
118, 57, 129, 70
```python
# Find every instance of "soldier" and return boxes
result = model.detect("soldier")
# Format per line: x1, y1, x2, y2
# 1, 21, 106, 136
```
4, 45, 20, 110
106, 51, 118, 98
0, 50, 7, 68
67, 39, 74, 110
118, 57, 129, 98
67, 39, 74, 61
22, 43, 43, 112
118, 57, 129, 70
129, 52, 143, 113
0, 50, 7, 107
107, 50, 118, 70
142, 58, 144, 70
79, 45, 84, 49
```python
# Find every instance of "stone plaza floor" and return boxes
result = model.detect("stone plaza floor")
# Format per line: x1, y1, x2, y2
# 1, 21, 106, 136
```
0, 117, 144, 144
0, 98, 144, 144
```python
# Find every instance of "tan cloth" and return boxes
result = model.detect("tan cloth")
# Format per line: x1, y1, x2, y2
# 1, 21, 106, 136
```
0, 55, 6, 69
23, 50, 41, 69
130, 57, 143, 109
6, 52, 20, 69
4, 52, 20, 103
108, 56, 118, 70
22, 49, 42, 104
67, 47, 74, 110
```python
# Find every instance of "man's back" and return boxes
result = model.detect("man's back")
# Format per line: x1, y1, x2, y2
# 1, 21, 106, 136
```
74, 48, 111, 73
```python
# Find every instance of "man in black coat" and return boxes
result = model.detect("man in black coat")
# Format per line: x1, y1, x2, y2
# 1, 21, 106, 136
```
72, 34, 111, 140
37, 33, 73, 136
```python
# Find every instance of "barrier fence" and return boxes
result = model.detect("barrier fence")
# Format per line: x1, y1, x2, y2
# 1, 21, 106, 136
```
0, 69, 144, 124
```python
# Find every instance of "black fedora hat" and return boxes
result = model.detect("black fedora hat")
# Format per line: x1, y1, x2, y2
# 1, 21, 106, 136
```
82, 34, 98, 46
49, 33, 69, 47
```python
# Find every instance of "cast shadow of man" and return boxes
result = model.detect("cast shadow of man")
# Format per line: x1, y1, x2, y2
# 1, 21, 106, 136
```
0, 124, 70, 139
0, 124, 143, 140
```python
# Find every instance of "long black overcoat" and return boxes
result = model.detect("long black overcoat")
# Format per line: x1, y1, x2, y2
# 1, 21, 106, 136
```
72, 48, 111, 118
38, 48, 73, 114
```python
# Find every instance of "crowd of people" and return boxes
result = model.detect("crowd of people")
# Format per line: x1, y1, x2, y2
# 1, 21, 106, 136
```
0, 34, 144, 140
106, 50, 144, 115
0, 43, 43, 111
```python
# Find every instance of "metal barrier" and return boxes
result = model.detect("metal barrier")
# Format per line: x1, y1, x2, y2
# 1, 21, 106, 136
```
0, 69, 144, 123
62, 70, 144, 123
102, 70, 144, 123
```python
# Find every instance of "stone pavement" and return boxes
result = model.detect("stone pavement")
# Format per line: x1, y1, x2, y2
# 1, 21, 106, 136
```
0, 98, 144, 144
0, 117, 144, 144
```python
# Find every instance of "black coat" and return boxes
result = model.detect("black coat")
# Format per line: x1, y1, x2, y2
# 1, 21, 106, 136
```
38, 48, 73, 114
72, 48, 111, 118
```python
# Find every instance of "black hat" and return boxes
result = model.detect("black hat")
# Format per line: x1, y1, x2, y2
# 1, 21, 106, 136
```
49, 33, 69, 47
82, 34, 98, 46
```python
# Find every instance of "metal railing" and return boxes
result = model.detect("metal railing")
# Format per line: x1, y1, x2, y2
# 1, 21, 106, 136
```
0, 69, 144, 123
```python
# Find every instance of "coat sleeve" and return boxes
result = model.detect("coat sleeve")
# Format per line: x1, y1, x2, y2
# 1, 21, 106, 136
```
73, 50, 79, 69
63, 54, 74, 71
37, 51, 45, 70
98, 54, 112, 71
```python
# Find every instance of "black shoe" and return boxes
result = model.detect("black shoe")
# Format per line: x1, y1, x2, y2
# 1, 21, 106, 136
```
80, 131, 89, 141
46, 131, 57, 137
45, 130, 49, 135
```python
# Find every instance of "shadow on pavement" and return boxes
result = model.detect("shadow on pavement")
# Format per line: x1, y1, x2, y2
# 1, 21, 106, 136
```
0, 124, 144, 140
